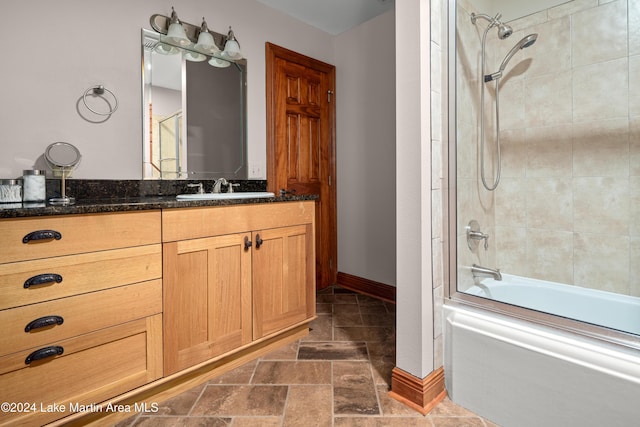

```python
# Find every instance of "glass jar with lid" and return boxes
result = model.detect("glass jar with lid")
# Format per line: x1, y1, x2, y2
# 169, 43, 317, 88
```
0, 179, 22, 203
23, 170, 46, 202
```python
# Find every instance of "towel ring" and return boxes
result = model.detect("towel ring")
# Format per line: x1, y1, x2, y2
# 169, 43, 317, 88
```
82, 85, 119, 116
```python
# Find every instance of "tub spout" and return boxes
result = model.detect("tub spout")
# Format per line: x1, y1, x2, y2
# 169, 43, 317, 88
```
471, 264, 502, 281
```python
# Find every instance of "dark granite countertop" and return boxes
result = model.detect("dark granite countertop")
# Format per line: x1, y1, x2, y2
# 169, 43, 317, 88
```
0, 195, 317, 218
0, 179, 317, 219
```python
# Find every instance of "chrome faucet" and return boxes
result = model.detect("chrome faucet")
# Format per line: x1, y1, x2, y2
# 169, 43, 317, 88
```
187, 182, 204, 194
466, 220, 489, 250
471, 264, 502, 281
212, 178, 228, 193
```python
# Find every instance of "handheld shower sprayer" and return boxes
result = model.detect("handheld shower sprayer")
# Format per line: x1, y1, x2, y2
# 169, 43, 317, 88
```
485, 33, 538, 82
471, 11, 536, 192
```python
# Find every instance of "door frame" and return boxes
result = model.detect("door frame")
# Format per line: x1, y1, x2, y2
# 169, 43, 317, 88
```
265, 42, 337, 289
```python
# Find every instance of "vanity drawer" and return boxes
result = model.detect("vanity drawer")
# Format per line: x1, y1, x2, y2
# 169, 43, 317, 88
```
0, 210, 161, 264
0, 279, 162, 358
162, 202, 315, 241
0, 314, 163, 427
0, 244, 162, 310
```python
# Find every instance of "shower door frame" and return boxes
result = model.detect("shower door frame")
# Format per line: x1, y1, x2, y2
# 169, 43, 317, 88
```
444, 0, 640, 351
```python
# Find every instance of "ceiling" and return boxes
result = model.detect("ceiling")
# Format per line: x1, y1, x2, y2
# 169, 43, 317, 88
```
255, 0, 395, 35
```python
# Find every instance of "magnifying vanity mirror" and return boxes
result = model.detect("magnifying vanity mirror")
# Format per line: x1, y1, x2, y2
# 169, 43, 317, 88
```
142, 29, 248, 180
45, 142, 82, 205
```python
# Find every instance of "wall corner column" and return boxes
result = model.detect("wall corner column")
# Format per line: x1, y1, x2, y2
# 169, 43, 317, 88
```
393, 0, 445, 412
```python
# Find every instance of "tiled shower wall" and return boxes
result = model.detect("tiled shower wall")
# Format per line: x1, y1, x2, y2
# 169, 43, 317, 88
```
457, 0, 640, 296
431, 0, 447, 369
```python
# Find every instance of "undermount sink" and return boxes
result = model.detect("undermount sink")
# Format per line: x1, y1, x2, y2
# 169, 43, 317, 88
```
176, 192, 275, 201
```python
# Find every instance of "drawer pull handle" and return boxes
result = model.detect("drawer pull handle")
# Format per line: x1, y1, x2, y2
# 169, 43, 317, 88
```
244, 236, 252, 250
25, 346, 64, 365
25, 315, 64, 332
22, 230, 62, 244
24, 273, 63, 289
255, 234, 263, 249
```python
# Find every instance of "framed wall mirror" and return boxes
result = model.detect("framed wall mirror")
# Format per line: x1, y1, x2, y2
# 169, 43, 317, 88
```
142, 29, 248, 180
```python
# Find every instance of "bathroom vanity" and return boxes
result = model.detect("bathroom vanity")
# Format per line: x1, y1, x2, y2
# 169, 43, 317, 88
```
0, 195, 316, 426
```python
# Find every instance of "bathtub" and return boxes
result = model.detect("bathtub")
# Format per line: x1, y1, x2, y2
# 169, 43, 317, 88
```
464, 274, 640, 335
445, 276, 640, 427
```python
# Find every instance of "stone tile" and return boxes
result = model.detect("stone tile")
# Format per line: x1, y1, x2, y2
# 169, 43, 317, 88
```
525, 70, 572, 127
574, 177, 630, 235
572, 0, 628, 67
359, 303, 391, 315
430, 417, 486, 427
574, 233, 630, 293
573, 58, 628, 122
360, 313, 395, 327
131, 416, 232, 426
150, 384, 205, 415
368, 342, 396, 386
190, 385, 287, 416
334, 417, 433, 426
334, 304, 364, 326
208, 360, 257, 385
252, 361, 332, 384
316, 294, 358, 304
525, 177, 573, 231
283, 385, 333, 427
316, 302, 333, 314
126, 287, 493, 426
333, 361, 380, 415
573, 118, 630, 177
428, 398, 479, 417
384, 302, 396, 313
298, 342, 369, 360
303, 314, 333, 341
260, 341, 299, 361
231, 417, 281, 427
525, 124, 573, 178
356, 294, 387, 306
334, 326, 395, 343
377, 386, 425, 417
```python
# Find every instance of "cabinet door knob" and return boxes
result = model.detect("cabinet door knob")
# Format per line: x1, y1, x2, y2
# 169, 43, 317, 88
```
25, 315, 64, 332
22, 230, 62, 244
24, 273, 63, 289
255, 234, 263, 249
244, 236, 252, 250
25, 346, 64, 365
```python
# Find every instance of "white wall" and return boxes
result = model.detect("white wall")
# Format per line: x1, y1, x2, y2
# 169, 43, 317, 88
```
0, 0, 334, 179
395, 0, 435, 379
334, 10, 396, 286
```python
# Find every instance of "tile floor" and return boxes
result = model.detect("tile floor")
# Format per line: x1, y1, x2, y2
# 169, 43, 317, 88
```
118, 287, 497, 426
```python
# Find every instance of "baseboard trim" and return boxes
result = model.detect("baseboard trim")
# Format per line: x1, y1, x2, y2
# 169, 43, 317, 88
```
388, 366, 447, 415
336, 272, 396, 303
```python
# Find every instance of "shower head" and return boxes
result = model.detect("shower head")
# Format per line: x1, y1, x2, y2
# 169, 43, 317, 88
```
471, 12, 513, 39
497, 22, 513, 39
485, 33, 538, 82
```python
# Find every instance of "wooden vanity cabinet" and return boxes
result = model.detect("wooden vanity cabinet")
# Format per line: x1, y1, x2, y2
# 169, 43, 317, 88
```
162, 201, 316, 375
0, 211, 163, 427
162, 233, 253, 374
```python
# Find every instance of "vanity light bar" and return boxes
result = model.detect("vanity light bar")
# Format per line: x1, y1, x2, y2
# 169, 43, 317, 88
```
149, 13, 235, 55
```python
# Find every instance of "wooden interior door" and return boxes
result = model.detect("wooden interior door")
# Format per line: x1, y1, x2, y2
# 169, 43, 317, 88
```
266, 42, 337, 290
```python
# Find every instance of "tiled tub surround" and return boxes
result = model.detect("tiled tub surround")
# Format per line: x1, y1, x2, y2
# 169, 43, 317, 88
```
117, 287, 495, 427
456, 0, 640, 296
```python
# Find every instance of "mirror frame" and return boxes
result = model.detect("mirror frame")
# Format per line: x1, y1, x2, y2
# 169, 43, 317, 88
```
141, 29, 248, 180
